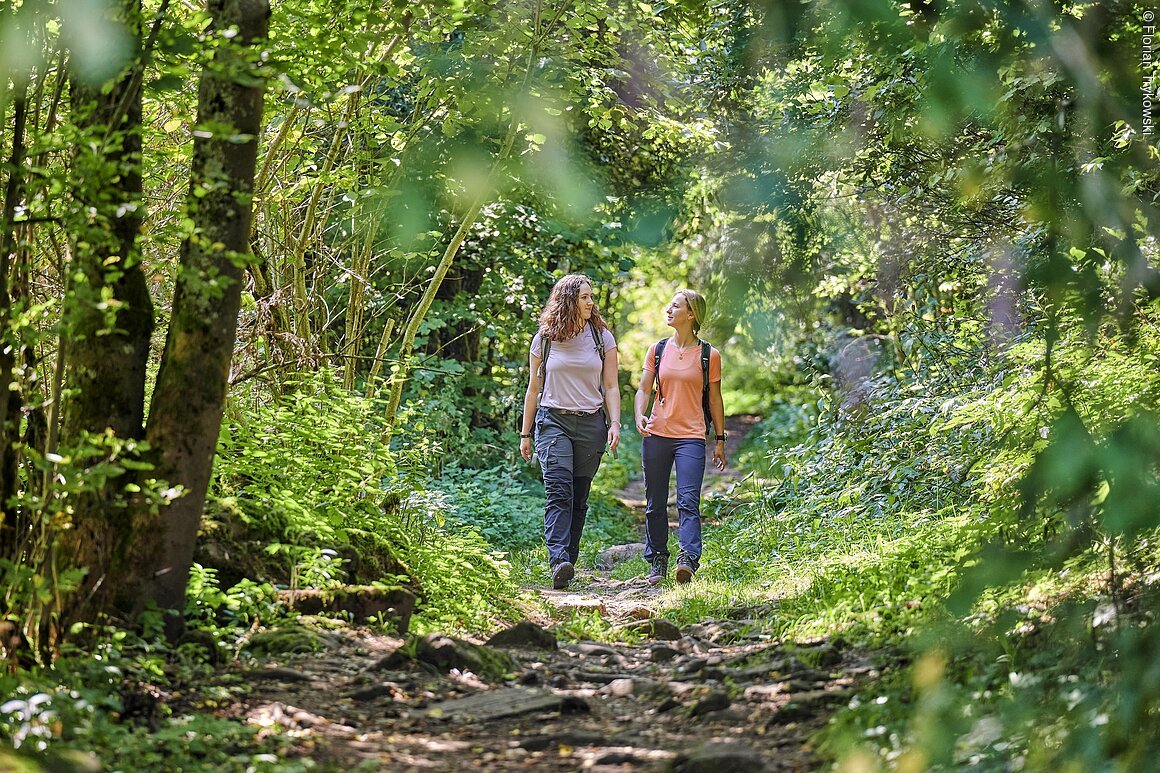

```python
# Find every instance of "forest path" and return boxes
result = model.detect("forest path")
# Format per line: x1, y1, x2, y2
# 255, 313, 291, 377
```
211, 415, 869, 771
223, 591, 868, 772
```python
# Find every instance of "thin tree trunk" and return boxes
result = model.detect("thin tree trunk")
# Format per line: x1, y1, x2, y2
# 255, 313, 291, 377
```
133, 0, 269, 630
343, 226, 375, 391
0, 68, 29, 557
363, 317, 396, 402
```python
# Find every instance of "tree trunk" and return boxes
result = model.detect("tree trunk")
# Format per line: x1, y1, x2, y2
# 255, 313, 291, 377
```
132, 0, 269, 629
61, 2, 153, 442
0, 76, 29, 557
56, 0, 155, 621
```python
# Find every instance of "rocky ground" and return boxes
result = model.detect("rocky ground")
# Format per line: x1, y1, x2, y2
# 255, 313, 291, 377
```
190, 415, 875, 771
213, 577, 875, 772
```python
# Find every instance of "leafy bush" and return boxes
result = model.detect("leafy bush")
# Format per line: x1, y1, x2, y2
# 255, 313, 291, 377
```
704, 310, 1160, 769
432, 465, 545, 548
0, 627, 307, 772
214, 370, 402, 557
207, 369, 520, 633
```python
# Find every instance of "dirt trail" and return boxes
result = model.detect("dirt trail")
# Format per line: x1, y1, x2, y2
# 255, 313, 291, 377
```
220, 585, 869, 771
203, 415, 869, 771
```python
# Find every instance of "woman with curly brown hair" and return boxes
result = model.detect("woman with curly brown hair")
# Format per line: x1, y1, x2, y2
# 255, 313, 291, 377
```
520, 274, 621, 590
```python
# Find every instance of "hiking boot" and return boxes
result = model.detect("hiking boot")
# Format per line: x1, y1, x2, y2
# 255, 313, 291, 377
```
551, 561, 575, 590
647, 557, 668, 586
675, 553, 696, 584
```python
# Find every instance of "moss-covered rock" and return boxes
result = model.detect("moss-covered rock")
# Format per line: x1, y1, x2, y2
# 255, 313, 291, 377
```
245, 624, 327, 656
376, 634, 516, 681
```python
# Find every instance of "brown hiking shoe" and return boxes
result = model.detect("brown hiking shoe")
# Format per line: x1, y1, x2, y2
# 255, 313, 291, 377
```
551, 561, 574, 590
675, 553, 696, 584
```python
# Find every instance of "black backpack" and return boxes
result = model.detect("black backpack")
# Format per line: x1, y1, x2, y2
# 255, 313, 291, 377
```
653, 338, 712, 433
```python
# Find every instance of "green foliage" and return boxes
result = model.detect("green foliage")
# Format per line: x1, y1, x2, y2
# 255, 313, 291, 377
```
0, 627, 305, 772
210, 369, 521, 634
548, 607, 618, 644
184, 564, 283, 638
1, 430, 174, 660
215, 370, 400, 551
733, 388, 820, 473
400, 523, 517, 633
698, 302, 1160, 767
431, 465, 545, 549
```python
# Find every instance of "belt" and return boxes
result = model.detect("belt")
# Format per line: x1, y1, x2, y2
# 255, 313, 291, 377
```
548, 407, 601, 416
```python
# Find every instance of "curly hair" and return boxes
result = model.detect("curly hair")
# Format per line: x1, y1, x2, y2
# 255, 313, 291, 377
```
539, 273, 607, 341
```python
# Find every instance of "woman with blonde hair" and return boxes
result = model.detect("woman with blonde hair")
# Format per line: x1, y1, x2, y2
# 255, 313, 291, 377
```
520, 274, 621, 589
634, 289, 726, 584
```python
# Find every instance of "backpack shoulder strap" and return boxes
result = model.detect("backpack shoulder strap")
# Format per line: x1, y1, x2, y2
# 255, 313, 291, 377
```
653, 338, 667, 400
589, 321, 605, 362
538, 334, 551, 401
590, 322, 606, 404
700, 341, 712, 433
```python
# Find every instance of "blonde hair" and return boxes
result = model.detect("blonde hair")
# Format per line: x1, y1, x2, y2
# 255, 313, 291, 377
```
675, 289, 707, 334
539, 274, 607, 341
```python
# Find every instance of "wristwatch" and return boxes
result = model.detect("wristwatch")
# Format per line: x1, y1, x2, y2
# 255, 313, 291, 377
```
715, 434, 727, 442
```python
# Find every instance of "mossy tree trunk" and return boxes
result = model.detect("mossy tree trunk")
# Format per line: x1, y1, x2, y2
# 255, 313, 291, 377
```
56, 0, 155, 621
132, 0, 269, 628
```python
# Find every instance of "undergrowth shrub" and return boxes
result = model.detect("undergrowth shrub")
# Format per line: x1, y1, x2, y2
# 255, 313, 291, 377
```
0, 624, 306, 772
705, 361, 993, 638
206, 368, 518, 633
716, 310, 1160, 769
432, 465, 544, 549
733, 386, 821, 473
213, 370, 405, 581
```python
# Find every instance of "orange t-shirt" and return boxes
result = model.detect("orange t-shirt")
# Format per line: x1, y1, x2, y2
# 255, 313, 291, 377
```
642, 340, 722, 439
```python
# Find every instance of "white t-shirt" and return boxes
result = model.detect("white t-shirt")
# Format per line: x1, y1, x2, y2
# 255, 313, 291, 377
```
530, 325, 617, 412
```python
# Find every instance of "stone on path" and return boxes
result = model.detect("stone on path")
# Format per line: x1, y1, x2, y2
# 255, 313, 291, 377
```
422, 687, 576, 723
688, 689, 731, 717
602, 678, 635, 697
484, 620, 557, 650
546, 595, 607, 616
671, 741, 769, 772
616, 617, 683, 640
375, 634, 515, 681
596, 543, 645, 571
626, 605, 655, 620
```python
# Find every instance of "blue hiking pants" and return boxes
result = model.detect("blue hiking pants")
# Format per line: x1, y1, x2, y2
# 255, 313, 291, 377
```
642, 434, 705, 569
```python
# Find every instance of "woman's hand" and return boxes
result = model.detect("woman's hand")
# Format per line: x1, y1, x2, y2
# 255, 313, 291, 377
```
607, 423, 621, 454
635, 415, 651, 437
713, 441, 727, 471
520, 436, 533, 462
